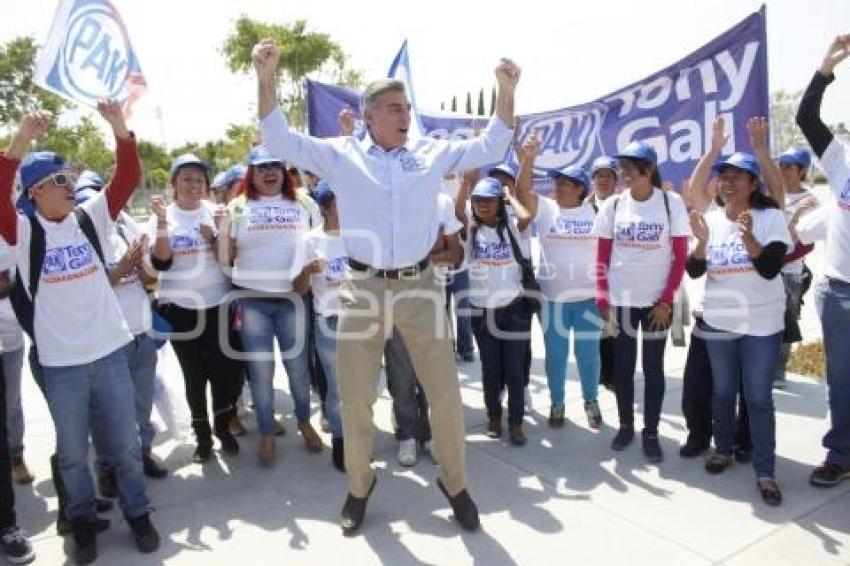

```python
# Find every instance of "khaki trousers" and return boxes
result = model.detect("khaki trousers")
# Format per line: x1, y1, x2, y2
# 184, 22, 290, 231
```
337, 265, 468, 497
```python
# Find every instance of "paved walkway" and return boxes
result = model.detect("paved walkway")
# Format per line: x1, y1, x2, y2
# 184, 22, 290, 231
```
11, 234, 850, 565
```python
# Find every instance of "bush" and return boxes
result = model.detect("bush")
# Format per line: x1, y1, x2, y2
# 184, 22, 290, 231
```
786, 340, 825, 380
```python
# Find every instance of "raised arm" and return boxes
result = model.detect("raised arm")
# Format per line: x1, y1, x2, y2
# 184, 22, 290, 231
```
796, 35, 850, 157
688, 116, 727, 212
515, 134, 540, 218
747, 116, 783, 205
1, 111, 52, 244
96, 99, 141, 220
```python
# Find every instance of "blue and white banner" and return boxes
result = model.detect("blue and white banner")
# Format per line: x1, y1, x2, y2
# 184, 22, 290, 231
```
34, 0, 147, 114
307, 8, 768, 189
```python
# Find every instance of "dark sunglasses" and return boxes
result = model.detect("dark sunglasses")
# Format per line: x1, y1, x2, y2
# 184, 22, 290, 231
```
255, 162, 284, 172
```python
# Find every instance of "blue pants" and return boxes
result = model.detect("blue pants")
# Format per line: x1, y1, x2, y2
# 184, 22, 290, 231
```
542, 299, 602, 406
241, 296, 311, 435
443, 270, 474, 357
42, 347, 149, 520
612, 306, 668, 432
312, 314, 343, 439
385, 329, 431, 442
816, 277, 850, 467
1, 347, 24, 457
703, 324, 782, 478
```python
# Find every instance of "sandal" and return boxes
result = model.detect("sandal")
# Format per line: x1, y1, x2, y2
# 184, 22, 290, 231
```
756, 479, 782, 507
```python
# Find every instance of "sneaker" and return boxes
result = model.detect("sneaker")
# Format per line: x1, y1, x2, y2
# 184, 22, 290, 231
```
584, 399, 603, 429
508, 424, 527, 446
642, 430, 663, 463
217, 431, 240, 456
422, 440, 437, 464
397, 438, 418, 467
57, 516, 110, 538
192, 441, 213, 464
809, 461, 850, 487
98, 470, 117, 499
705, 452, 733, 475
257, 435, 276, 467
320, 415, 331, 434
127, 513, 160, 554
142, 454, 168, 479
0, 526, 35, 564
10, 457, 34, 485
299, 422, 323, 452
331, 437, 345, 472
611, 427, 634, 451
548, 405, 565, 428
486, 418, 502, 439
228, 416, 247, 437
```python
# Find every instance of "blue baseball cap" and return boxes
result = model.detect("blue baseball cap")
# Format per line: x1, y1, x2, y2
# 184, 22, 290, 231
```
211, 172, 228, 190
313, 180, 335, 205
590, 156, 618, 177
74, 187, 100, 204
75, 170, 104, 192
223, 164, 247, 186
777, 147, 811, 169
247, 145, 284, 167
549, 165, 590, 190
470, 176, 504, 199
615, 140, 658, 165
170, 154, 209, 181
712, 152, 761, 178
20, 151, 67, 191
487, 163, 518, 181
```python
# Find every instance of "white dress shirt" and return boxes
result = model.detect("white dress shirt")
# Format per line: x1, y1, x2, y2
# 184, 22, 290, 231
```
260, 107, 512, 269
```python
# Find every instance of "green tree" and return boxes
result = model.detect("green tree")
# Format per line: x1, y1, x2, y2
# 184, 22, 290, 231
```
0, 37, 67, 130
222, 17, 362, 131
39, 117, 112, 174
769, 89, 805, 153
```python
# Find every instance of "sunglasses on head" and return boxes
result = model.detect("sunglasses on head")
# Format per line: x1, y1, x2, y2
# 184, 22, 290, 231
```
37, 172, 76, 189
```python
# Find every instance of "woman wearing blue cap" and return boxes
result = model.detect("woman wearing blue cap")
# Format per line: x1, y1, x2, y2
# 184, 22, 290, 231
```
218, 145, 322, 466
591, 139, 690, 463
687, 133, 791, 505
795, 34, 850, 488
516, 137, 604, 430
466, 175, 534, 445
149, 153, 243, 464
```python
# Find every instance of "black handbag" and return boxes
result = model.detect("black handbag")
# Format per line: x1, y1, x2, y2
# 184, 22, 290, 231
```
504, 221, 542, 315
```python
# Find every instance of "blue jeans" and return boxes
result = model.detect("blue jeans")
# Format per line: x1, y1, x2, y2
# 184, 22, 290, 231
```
703, 324, 782, 478
542, 299, 602, 406
816, 277, 850, 467
1, 348, 24, 457
385, 329, 431, 442
241, 296, 311, 435
312, 314, 343, 439
124, 334, 158, 456
42, 347, 149, 520
444, 270, 474, 357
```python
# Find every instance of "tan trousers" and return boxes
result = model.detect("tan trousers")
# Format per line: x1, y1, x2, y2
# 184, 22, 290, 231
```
337, 265, 468, 498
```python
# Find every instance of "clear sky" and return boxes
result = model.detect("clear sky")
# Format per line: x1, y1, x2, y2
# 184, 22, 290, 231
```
2, 0, 848, 149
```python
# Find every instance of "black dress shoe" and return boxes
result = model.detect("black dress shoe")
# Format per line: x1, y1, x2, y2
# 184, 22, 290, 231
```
340, 476, 377, 535
143, 455, 168, 479
192, 442, 213, 464
436, 479, 479, 531
678, 441, 709, 459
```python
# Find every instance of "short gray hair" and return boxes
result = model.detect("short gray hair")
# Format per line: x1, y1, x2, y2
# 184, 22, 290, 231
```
361, 79, 406, 113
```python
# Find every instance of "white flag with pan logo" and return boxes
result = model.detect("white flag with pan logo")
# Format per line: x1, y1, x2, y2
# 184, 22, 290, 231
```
33, 0, 147, 116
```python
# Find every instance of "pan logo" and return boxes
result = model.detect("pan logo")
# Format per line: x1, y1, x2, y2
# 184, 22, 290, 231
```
520, 106, 606, 174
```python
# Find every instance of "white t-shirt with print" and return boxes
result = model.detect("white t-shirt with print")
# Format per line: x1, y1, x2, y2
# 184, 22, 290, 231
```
0, 242, 23, 353
818, 138, 850, 283
107, 213, 152, 336
466, 216, 530, 308
434, 192, 465, 280
701, 207, 792, 336
147, 200, 229, 309
15, 194, 132, 367
303, 229, 348, 316
535, 197, 597, 303
229, 191, 320, 293
591, 188, 689, 307
781, 189, 819, 275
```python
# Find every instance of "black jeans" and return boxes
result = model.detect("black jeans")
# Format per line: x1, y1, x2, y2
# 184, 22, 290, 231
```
682, 317, 751, 449
0, 358, 16, 529
612, 306, 667, 433
161, 303, 243, 442
472, 298, 532, 426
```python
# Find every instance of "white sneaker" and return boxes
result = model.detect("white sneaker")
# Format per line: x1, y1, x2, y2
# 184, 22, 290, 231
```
397, 438, 418, 467
422, 440, 437, 464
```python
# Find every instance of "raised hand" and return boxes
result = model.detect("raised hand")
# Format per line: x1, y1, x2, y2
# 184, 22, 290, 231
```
710, 115, 729, 153
737, 210, 754, 241
150, 194, 167, 222
6, 110, 53, 159
820, 34, 850, 75
96, 99, 129, 138
252, 39, 280, 82
516, 133, 541, 164
213, 204, 229, 231
338, 105, 357, 136
746, 116, 769, 152
495, 58, 521, 91
689, 210, 710, 242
